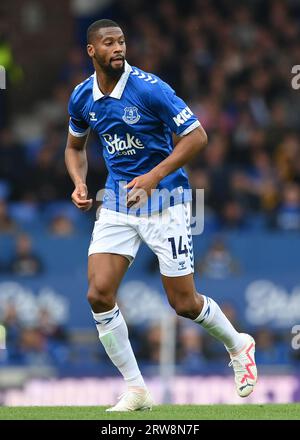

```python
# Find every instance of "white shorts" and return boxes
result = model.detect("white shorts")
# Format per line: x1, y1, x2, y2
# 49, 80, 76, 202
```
88, 203, 194, 277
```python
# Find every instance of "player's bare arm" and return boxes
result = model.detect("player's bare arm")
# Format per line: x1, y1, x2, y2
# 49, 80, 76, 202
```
126, 126, 207, 207
65, 132, 93, 211
153, 125, 208, 179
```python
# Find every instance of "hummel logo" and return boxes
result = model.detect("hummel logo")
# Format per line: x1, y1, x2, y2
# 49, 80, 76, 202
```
89, 112, 97, 121
178, 261, 187, 271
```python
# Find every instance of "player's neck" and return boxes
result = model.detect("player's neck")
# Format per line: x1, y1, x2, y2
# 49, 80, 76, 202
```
95, 68, 122, 96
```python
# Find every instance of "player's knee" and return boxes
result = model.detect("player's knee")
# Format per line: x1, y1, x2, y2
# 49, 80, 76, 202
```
168, 292, 200, 319
87, 287, 115, 311
87, 278, 116, 311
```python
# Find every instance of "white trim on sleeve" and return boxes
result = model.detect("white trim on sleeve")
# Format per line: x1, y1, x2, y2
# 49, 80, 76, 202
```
69, 126, 89, 137
179, 120, 201, 137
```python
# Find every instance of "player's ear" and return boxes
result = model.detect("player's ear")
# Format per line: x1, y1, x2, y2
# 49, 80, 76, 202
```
87, 44, 95, 58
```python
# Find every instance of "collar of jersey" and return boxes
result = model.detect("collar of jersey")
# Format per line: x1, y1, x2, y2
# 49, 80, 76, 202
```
92, 61, 132, 101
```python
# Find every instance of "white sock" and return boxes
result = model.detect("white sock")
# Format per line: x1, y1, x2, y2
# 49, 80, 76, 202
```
194, 295, 245, 354
92, 304, 146, 389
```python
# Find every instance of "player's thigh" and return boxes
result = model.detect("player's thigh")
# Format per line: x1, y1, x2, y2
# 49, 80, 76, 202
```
87, 253, 129, 312
88, 208, 140, 295
88, 252, 129, 293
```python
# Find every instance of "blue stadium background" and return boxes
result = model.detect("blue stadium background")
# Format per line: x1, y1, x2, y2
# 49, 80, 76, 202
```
0, 0, 300, 404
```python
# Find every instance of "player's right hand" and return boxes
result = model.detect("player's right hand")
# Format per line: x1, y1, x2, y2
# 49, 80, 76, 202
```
71, 183, 93, 211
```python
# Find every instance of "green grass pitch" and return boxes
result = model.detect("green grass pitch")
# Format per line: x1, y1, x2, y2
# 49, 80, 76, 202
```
0, 404, 299, 420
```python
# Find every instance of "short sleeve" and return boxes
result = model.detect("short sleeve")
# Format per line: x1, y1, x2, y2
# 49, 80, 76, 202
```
150, 80, 201, 136
68, 93, 89, 137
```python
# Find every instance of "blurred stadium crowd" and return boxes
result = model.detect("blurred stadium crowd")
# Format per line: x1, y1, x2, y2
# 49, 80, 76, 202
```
1, 0, 300, 230
1, 297, 299, 375
1, 0, 300, 376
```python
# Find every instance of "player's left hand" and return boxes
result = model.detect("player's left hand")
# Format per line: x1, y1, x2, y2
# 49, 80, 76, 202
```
125, 171, 160, 208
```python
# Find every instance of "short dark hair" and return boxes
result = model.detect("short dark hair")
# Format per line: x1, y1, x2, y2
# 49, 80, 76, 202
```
87, 19, 121, 44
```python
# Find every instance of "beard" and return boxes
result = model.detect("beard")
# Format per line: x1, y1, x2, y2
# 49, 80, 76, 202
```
94, 53, 125, 79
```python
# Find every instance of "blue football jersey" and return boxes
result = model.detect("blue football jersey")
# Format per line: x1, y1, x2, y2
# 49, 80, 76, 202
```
68, 61, 201, 214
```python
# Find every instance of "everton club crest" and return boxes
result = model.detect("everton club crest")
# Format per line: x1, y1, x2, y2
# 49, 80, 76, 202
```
122, 107, 141, 125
